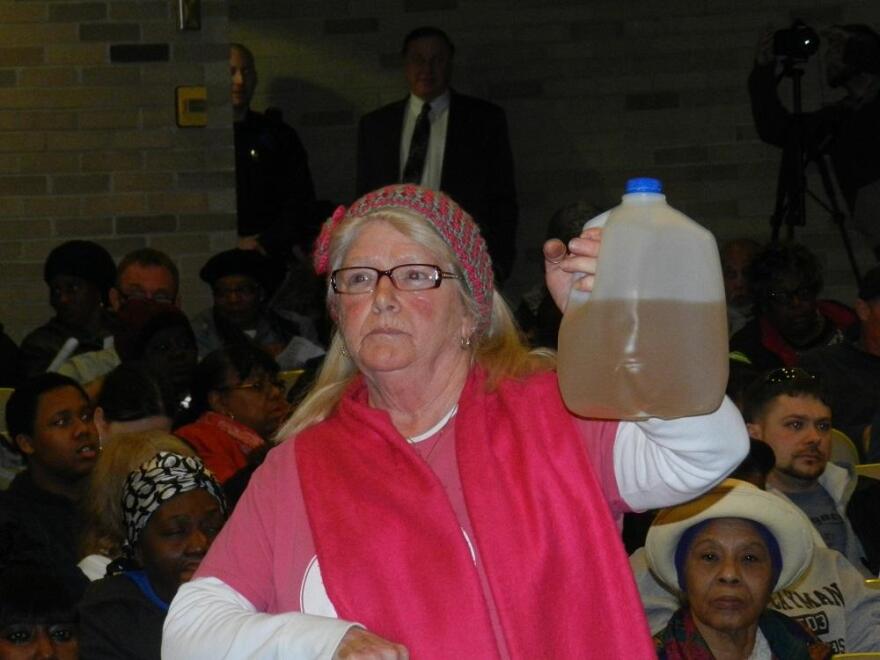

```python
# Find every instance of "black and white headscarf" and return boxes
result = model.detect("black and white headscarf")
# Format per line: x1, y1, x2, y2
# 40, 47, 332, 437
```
122, 452, 226, 551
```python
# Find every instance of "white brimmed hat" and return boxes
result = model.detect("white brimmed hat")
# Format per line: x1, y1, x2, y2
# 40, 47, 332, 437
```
645, 479, 814, 594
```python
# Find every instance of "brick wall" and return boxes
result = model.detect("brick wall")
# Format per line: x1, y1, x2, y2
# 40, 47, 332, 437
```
3, 1, 879, 342
230, 0, 880, 305
0, 0, 233, 342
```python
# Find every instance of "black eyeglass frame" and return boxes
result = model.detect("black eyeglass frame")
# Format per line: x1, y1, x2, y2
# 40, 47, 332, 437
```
115, 289, 176, 306
330, 263, 461, 294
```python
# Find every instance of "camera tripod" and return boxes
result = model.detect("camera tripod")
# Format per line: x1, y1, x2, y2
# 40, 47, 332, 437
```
770, 57, 862, 286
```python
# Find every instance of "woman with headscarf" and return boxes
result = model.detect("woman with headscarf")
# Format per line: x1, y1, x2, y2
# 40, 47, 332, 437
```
77, 430, 196, 582
646, 479, 831, 659
78, 452, 225, 660
163, 184, 748, 659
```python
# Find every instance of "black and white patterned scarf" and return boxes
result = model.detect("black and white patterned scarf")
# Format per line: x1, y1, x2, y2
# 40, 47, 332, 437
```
122, 451, 226, 552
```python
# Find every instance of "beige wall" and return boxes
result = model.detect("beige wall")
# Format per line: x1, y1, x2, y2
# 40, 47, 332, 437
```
1, 0, 233, 342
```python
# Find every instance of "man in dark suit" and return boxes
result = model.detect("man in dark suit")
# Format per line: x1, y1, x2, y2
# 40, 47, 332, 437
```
356, 27, 518, 282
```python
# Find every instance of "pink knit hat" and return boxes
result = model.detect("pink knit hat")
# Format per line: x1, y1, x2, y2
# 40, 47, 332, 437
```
313, 184, 494, 329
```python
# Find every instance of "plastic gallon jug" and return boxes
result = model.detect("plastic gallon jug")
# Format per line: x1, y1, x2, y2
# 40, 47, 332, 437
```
557, 177, 728, 420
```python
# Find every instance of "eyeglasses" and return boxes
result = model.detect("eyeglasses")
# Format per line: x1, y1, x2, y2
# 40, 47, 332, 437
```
330, 264, 460, 294
765, 286, 818, 306
220, 376, 285, 397
117, 289, 176, 306
764, 367, 817, 385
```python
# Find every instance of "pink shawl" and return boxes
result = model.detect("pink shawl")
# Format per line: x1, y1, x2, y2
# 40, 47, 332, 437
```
295, 368, 654, 659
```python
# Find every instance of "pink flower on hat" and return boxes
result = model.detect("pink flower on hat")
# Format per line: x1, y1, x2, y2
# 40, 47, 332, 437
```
313, 204, 347, 276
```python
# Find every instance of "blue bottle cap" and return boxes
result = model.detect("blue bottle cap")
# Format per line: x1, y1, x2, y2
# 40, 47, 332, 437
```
625, 177, 663, 194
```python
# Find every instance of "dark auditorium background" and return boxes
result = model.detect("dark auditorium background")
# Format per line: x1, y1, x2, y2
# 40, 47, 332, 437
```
1, 0, 878, 341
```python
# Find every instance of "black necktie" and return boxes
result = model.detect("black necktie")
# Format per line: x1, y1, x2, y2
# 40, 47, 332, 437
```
402, 103, 431, 184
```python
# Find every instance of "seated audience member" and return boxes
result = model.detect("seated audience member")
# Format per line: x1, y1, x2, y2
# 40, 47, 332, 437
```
60, 301, 198, 422
730, 242, 857, 371
190, 249, 324, 369
78, 431, 195, 581
53, 248, 183, 385
109, 247, 180, 310
1, 374, 99, 597
78, 452, 226, 660
644, 480, 831, 658
721, 238, 761, 335
744, 367, 872, 575
632, 443, 880, 653
800, 265, 880, 451
0, 323, 20, 387
118, 305, 198, 424
18, 240, 117, 381
175, 344, 290, 486
92, 363, 172, 443
0, 566, 81, 659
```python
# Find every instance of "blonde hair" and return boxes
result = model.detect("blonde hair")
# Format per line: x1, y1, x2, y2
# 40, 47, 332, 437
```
275, 211, 555, 441
79, 430, 195, 560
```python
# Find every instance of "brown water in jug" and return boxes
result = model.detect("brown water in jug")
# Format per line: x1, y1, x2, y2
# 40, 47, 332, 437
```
557, 298, 729, 420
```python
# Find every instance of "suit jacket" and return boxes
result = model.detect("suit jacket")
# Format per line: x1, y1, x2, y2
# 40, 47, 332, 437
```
356, 91, 518, 281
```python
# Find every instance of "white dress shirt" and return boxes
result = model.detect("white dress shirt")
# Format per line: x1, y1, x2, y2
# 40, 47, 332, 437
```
398, 91, 450, 190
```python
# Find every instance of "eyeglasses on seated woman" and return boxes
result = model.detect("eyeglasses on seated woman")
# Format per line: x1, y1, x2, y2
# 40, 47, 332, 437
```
175, 342, 291, 490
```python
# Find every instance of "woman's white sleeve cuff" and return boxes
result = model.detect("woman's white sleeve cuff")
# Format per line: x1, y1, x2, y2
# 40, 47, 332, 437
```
613, 396, 749, 511
162, 576, 360, 659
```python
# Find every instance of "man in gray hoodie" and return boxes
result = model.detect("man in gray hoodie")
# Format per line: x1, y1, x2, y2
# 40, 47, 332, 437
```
743, 366, 871, 577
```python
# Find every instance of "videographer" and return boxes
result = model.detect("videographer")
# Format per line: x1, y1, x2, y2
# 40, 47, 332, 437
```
749, 23, 880, 253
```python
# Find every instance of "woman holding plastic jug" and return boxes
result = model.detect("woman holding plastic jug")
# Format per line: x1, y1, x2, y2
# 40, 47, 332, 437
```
163, 184, 747, 660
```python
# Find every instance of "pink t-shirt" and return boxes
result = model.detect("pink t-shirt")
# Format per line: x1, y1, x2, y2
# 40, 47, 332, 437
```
197, 413, 623, 621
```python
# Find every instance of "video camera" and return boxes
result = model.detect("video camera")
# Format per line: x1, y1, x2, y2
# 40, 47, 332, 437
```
773, 20, 820, 60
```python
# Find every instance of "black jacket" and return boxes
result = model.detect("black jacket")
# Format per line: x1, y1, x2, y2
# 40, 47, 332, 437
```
356, 92, 518, 281
79, 573, 166, 660
235, 109, 319, 260
0, 471, 88, 599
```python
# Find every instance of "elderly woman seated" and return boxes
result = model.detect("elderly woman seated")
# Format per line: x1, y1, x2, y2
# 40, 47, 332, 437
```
78, 452, 226, 660
645, 479, 831, 659
174, 343, 291, 486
